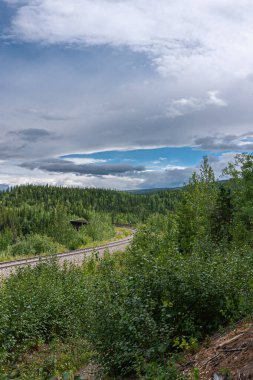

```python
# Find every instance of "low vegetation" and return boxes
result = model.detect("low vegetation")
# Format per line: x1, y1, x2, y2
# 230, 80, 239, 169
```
0, 182, 177, 261
0, 153, 253, 379
0, 208, 115, 261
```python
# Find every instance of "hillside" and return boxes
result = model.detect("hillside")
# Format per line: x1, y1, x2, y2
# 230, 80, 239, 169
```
182, 320, 253, 379
0, 185, 179, 223
127, 186, 182, 194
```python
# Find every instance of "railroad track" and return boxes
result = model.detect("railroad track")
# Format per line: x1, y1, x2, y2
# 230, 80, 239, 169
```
0, 233, 134, 278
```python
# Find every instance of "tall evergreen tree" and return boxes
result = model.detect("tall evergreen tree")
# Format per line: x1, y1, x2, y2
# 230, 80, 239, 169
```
211, 184, 233, 245
223, 153, 253, 246
177, 156, 217, 254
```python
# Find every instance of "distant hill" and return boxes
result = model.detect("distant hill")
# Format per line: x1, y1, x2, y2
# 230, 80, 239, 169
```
0, 184, 9, 192
127, 179, 230, 195
127, 186, 182, 195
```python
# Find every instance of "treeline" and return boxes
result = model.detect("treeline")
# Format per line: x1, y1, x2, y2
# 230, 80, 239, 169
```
0, 185, 178, 223
0, 205, 115, 258
174, 154, 253, 253
0, 202, 115, 258
0, 185, 178, 258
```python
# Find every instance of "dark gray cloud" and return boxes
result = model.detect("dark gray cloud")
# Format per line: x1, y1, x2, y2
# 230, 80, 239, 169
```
21, 158, 145, 176
0, 142, 26, 159
0, 128, 58, 161
21, 108, 75, 121
194, 133, 253, 151
39, 114, 73, 121
9, 128, 54, 142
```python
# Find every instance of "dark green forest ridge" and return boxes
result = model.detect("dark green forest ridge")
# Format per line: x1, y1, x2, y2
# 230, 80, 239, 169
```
0, 154, 253, 379
0, 184, 178, 260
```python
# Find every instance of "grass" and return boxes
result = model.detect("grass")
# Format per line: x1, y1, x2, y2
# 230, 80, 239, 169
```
0, 338, 94, 380
79, 227, 133, 248
0, 227, 133, 263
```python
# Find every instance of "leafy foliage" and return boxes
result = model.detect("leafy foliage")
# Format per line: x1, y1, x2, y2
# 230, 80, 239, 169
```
10, 234, 64, 256
0, 184, 178, 259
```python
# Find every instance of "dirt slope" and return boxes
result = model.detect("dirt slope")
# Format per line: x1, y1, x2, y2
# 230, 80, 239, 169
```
182, 320, 253, 379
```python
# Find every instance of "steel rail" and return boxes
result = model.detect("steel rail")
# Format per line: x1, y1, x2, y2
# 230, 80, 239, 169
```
0, 234, 134, 271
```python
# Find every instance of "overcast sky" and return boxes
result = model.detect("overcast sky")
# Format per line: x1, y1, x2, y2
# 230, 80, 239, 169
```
1, 0, 253, 189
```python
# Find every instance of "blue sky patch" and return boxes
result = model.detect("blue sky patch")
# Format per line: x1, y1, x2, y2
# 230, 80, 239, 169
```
61, 147, 218, 169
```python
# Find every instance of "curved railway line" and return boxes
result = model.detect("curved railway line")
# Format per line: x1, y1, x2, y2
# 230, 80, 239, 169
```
0, 232, 134, 278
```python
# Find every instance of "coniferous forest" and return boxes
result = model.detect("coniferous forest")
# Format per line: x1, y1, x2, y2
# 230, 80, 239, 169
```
0, 154, 253, 379
0, 184, 178, 260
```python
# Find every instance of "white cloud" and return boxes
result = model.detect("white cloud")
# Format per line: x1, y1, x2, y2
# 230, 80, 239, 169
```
0, 167, 144, 190
166, 91, 227, 118
208, 152, 238, 178
194, 132, 253, 151
63, 157, 108, 165
207, 91, 227, 107
165, 164, 188, 170
4, 0, 253, 79
2, 0, 253, 159
0, 162, 192, 190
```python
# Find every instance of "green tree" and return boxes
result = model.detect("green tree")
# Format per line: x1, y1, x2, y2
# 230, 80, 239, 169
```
211, 184, 233, 245
177, 157, 217, 254
223, 153, 253, 246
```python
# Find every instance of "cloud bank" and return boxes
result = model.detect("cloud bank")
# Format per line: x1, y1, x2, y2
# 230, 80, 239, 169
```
5, 0, 253, 79
21, 158, 145, 176
1, 1, 253, 189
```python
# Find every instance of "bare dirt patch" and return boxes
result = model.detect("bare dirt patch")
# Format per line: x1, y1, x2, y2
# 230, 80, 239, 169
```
182, 320, 253, 379
75, 363, 102, 379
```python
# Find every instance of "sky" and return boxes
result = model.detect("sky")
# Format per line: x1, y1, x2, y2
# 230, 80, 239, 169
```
1, 0, 253, 190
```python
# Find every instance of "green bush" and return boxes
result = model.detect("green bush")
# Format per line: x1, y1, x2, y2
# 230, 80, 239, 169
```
138, 360, 187, 379
84, 212, 115, 242
0, 227, 253, 377
82, 236, 253, 376
10, 234, 65, 256
0, 261, 89, 362
0, 228, 13, 251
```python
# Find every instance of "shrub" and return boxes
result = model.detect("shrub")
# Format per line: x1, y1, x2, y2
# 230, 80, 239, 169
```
84, 212, 115, 242
10, 234, 65, 257
83, 239, 253, 376
0, 231, 252, 377
0, 261, 88, 362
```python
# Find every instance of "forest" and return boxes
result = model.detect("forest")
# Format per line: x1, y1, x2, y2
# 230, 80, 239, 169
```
0, 153, 253, 379
0, 184, 178, 260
